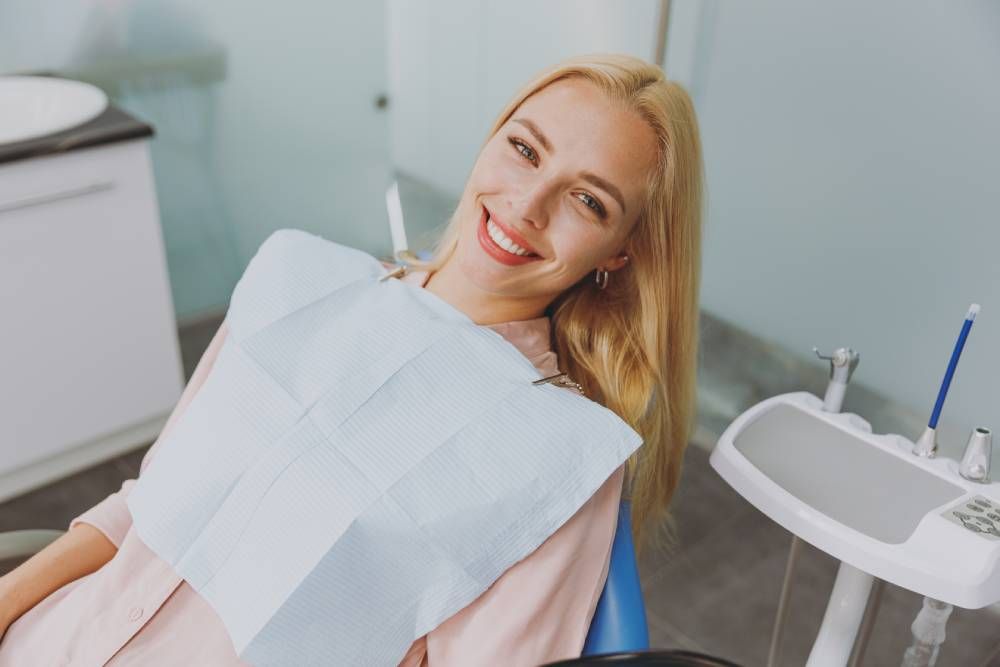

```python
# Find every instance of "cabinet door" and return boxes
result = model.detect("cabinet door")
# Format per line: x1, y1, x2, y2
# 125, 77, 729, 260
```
0, 140, 183, 474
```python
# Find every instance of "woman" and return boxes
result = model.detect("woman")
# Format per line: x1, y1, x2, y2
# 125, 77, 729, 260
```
0, 52, 702, 665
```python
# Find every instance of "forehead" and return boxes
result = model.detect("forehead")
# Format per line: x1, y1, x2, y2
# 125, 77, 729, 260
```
511, 77, 659, 209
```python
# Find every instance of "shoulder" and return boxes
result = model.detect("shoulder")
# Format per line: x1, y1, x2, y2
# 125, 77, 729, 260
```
250, 228, 375, 268
522, 463, 625, 566
573, 464, 626, 541
227, 229, 384, 339
236, 228, 385, 289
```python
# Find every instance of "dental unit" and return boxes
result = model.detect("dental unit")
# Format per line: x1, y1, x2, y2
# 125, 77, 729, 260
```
710, 304, 992, 666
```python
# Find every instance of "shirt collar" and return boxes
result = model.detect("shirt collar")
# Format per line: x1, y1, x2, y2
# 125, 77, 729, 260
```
401, 268, 554, 363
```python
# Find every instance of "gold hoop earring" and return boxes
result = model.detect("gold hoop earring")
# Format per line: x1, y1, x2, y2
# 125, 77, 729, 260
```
595, 268, 609, 290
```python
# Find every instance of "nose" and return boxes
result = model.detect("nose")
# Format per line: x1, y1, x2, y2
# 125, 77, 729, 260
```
508, 179, 551, 230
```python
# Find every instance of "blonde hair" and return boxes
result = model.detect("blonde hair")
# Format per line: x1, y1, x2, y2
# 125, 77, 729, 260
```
410, 53, 703, 558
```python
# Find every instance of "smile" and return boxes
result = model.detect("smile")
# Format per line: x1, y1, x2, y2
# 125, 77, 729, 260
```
476, 206, 543, 266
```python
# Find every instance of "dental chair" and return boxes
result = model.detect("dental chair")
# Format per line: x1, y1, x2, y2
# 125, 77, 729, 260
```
581, 499, 650, 656
0, 500, 649, 655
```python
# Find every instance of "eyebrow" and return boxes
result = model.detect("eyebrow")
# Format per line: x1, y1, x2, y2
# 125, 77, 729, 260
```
511, 117, 627, 215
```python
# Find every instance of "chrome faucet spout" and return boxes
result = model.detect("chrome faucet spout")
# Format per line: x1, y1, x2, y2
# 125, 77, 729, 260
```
813, 347, 860, 413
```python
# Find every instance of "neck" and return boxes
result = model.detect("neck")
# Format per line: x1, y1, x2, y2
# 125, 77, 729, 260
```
423, 260, 551, 326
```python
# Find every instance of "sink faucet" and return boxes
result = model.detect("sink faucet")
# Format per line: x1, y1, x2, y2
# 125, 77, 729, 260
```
813, 347, 860, 413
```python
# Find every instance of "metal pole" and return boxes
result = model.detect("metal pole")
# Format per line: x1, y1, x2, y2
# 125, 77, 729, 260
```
767, 535, 803, 667
848, 578, 885, 667
653, 0, 671, 68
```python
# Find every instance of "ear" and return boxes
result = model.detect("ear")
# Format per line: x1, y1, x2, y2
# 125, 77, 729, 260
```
600, 253, 631, 273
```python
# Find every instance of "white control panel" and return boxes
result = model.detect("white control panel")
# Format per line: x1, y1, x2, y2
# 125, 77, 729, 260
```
943, 495, 1000, 540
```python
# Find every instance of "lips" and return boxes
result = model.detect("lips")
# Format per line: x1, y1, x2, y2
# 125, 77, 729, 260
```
485, 206, 541, 256
476, 205, 543, 266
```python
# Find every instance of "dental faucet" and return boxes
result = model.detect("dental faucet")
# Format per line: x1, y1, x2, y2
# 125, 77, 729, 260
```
813, 347, 860, 413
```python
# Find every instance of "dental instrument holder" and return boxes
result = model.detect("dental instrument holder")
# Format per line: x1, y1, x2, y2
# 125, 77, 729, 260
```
959, 428, 993, 484
912, 304, 980, 459
913, 426, 939, 458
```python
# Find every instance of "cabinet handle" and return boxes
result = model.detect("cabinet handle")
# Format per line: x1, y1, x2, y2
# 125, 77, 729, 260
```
0, 181, 115, 216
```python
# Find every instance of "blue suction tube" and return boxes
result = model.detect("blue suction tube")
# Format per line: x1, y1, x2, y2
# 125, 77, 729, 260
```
928, 304, 980, 429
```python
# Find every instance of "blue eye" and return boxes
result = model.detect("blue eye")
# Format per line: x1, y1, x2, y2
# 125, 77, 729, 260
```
508, 135, 607, 220
508, 137, 537, 164
577, 192, 607, 218
577, 193, 599, 211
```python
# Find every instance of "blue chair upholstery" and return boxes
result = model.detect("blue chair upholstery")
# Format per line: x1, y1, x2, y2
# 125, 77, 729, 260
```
582, 500, 650, 655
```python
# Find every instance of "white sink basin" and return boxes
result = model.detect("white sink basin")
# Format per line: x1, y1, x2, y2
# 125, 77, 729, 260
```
0, 76, 108, 146
711, 391, 1000, 608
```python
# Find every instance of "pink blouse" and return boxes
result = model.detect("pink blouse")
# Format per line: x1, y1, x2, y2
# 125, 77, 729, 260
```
0, 267, 625, 666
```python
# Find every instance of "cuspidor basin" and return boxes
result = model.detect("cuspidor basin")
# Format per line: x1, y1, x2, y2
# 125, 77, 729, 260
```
710, 392, 1000, 609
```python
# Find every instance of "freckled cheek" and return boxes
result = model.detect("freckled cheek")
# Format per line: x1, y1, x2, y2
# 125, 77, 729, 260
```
498, 163, 531, 194
478, 147, 530, 184
549, 233, 600, 271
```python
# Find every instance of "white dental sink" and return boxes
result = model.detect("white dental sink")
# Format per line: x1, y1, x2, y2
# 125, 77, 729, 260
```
0, 76, 108, 146
710, 392, 1000, 608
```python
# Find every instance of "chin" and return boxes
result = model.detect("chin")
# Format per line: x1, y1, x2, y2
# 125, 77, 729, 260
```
455, 246, 508, 292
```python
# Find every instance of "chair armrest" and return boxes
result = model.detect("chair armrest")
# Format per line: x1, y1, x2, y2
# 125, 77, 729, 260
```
0, 530, 66, 560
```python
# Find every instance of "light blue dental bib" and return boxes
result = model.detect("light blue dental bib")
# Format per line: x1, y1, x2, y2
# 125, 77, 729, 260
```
127, 229, 643, 666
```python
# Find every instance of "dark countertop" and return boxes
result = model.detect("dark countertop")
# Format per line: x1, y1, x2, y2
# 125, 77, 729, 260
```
0, 104, 154, 167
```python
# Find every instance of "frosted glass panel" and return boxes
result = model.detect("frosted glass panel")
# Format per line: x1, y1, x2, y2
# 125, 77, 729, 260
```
1, 0, 394, 321
673, 0, 1000, 453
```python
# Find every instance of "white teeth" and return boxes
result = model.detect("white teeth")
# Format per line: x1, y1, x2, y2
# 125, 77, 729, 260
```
486, 217, 534, 257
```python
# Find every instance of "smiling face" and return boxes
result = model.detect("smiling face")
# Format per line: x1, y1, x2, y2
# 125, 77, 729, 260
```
446, 77, 660, 309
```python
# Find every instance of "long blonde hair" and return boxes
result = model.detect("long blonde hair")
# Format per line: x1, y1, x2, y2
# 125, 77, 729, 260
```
411, 53, 703, 558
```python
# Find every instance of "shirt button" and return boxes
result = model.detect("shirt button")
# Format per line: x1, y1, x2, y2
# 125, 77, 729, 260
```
128, 606, 144, 622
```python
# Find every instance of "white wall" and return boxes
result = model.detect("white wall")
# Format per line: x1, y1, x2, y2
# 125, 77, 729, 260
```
386, 0, 663, 199
673, 1, 999, 452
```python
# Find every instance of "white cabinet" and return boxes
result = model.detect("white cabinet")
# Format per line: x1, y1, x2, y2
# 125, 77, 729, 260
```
0, 138, 184, 502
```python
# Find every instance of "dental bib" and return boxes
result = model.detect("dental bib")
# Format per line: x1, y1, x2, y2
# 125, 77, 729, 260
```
127, 229, 643, 666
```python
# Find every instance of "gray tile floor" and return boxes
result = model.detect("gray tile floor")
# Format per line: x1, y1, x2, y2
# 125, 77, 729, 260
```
3, 316, 1000, 666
